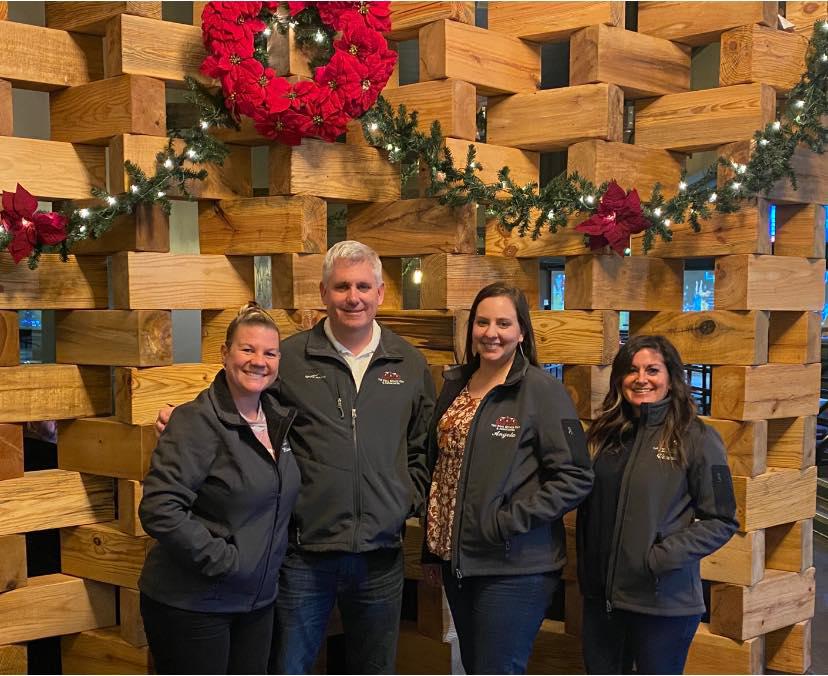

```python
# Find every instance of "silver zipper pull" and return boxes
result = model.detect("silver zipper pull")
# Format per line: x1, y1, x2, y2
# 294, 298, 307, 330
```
336, 398, 344, 419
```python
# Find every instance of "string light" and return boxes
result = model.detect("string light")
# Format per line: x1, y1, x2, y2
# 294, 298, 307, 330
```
200, 120, 210, 130
653, 207, 662, 217
263, 27, 272, 37
412, 269, 423, 284
130, 185, 140, 194
759, 138, 769, 146
679, 181, 687, 191
821, 54, 828, 62
369, 122, 378, 132
107, 196, 117, 206
772, 120, 781, 130
187, 149, 198, 160
78, 224, 87, 236
157, 191, 165, 198
163, 158, 173, 169
314, 30, 325, 43
547, 209, 554, 219
585, 194, 595, 204
708, 192, 717, 203
794, 99, 805, 109
79, 208, 90, 218
624, 247, 631, 255
731, 182, 741, 191
663, 219, 671, 228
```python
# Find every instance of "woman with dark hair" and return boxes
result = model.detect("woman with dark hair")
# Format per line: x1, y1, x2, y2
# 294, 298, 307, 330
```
139, 302, 300, 674
577, 334, 738, 674
422, 282, 594, 674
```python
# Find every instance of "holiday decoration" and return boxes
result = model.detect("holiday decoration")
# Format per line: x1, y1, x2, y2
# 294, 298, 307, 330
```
0, 184, 68, 263
574, 181, 649, 256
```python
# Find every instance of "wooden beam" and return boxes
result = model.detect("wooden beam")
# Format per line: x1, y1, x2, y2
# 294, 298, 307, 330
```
381, 257, 403, 310
0, 469, 113, 537
61, 627, 152, 674
685, 623, 763, 674
0, 534, 26, 592
0, 78, 12, 137
710, 567, 815, 640
563, 365, 610, 420
0, 21, 103, 90
786, 1, 828, 37
774, 204, 826, 259
347, 199, 476, 256
0, 137, 105, 201
0, 311, 18, 367
564, 254, 684, 311
527, 620, 584, 674
487, 83, 624, 151
62, 202, 169, 255
56, 310, 172, 366
485, 218, 592, 258
564, 578, 582, 635
487, 1, 624, 43
701, 530, 764, 586
117, 479, 146, 537
61, 522, 150, 589
637, 1, 777, 46
635, 84, 776, 152
402, 517, 425, 581
388, 2, 474, 41
419, 20, 540, 96
271, 254, 325, 310
0, 644, 26, 675
768, 311, 821, 364
714, 255, 825, 312
720, 25, 808, 94
629, 310, 768, 365
766, 519, 813, 573
711, 364, 820, 421
0, 253, 107, 310
0, 424, 24, 481
0, 364, 110, 423
765, 619, 812, 674
118, 587, 147, 647
376, 310, 459, 366
396, 621, 451, 673
532, 310, 619, 365
570, 24, 690, 99
732, 467, 817, 532
46, 2, 161, 35
700, 417, 767, 478
105, 13, 204, 83
58, 417, 155, 481
416, 582, 451, 643
115, 364, 221, 425
270, 139, 400, 203
0, 574, 115, 645
201, 308, 324, 363
198, 196, 326, 255
419, 254, 539, 310
767, 416, 817, 470
111, 252, 255, 310
266, 25, 312, 79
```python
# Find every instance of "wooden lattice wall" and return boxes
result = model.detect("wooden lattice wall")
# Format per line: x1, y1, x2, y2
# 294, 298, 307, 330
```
0, 1, 825, 673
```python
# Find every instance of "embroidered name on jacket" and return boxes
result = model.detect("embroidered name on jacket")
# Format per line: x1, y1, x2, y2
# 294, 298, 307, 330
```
654, 444, 679, 462
491, 416, 520, 439
378, 370, 404, 385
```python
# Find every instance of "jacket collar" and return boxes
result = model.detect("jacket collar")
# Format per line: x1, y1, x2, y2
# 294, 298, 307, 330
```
208, 369, 292, 427
443, 349, 531, 388
305, 319, 403, 361
637, 396, 671, 427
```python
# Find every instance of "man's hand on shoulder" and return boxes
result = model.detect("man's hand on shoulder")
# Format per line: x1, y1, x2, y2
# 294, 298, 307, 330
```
155, 405, 176, 438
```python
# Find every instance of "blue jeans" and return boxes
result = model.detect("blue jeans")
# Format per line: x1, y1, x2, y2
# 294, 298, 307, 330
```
581, 597, 702, 674
269, 547, 403, 675
442, 565, 560, 674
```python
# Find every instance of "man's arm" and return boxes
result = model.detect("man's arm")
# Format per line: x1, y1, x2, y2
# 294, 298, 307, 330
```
407, 361, 436, 517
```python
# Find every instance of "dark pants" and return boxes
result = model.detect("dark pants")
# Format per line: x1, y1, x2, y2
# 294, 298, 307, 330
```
269, 547, 404, 675
140, 593, 274, 674
581, 597, 701, 674
442, 564, 560, 675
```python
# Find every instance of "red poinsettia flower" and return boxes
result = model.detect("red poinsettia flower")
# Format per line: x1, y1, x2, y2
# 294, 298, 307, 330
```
314, 50, 366, 106
261, 76, 292, 114
574, 181, 650, 256
317, 2, 360, 27
287, 79, 320, 111
201, 2, 266, 46
302, 89, 351, 141
335, 12, 389, 63
286, 1, 309, 15
354, 1, 392, 32
200, 43, 256, 80
1, 184, 68, 263
255, 108, 313, 145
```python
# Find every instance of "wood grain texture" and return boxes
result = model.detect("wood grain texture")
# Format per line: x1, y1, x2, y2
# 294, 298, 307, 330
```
629, 310, 768, 365
114, 364, 222, 425
419, 20, 540, 95
423, 138, 540, 191
56, 310, 172, 366
685, 623, 763, 675
0, 253, 107, 310
58, 417, 155, 481
0, 364, 110, 423
786, 1, 827, 36
0, 574, 115, 645
732, 467, 817, 532
111, 252, 255, 310
711, 364, 821, 420
109, 134, 251, 199
767, 416, 817, 469
416, 582, 451, 643
638, 1, 778, 46
0, 469, 113, 536
0, 423, 23, 481
46, 2, 161, 35
376, 310, 459, 365
563, 365, 611, 420
67, 201, 169, 254
270, 139, 400, 202
488, 83, 624, 152
631, 201, 771, 257
766, 519, 813, 573
570, 24, 690, 99
0, 20, 102, 90
402, 517, 424, 580
347, 199, 476, 256
381, 257, 403, 310
720, 25, 808, 94
50, 74, 165, 144
710, 567, 815, 640
765, 619, 812, 673
768, 311, 821, 364
635, 83, 776, 152
271, 254, 325, 309
381, 79, 477, 141
419, 254, 539, 309
388, 2, 474, 41
61, 626, 152, 674
700, 417, 767, 478
701, 530, 764, 586
0, 137, 105, 200
0, 79, 12, 137
532, 310, 619, 365
119, 586, 147, 647
0, 310, 18, 366
485, 218, 593, 258
267, 25, 312, 79
774, 203, 826, 258
61, 522, 151, 589
714, 255, 825, 311
564, 254, 684, 310
0, 644, 26, 675
0, 534, 26, 593
488, 2, 624, 42
117, 479, 146, 537
199, 195, 326, 255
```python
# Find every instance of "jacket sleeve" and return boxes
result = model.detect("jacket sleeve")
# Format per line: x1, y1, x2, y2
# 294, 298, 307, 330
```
407, 360, 437, 517
139, 406, 239, 578
496, 379, 595, 537
647, 423, 739, 575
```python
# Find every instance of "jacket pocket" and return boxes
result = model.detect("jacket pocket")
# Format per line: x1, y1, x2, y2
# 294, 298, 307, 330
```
479, 494, 506, 546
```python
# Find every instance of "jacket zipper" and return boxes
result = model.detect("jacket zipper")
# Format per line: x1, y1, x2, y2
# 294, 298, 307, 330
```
351, 405, 361, 551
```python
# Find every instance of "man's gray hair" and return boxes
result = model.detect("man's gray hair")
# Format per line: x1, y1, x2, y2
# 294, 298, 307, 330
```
322, 240, 383, 285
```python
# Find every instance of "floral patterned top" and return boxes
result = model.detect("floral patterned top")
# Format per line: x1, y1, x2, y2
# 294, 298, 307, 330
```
426, 386, 481, 560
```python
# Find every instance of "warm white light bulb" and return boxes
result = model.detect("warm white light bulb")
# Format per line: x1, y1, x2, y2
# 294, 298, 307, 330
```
200, 120, 210, 130
187, 149, 198, 160
315, 30, 325, 43
263, 27, 272, 36
412, 269, 423, 284
794, 99, 805, 109
732, 182, 741, 190
164, 159, 173, 169
759, 138, 769, 146
107, 196, 117, 206
772, 120, 781, 130
624, 247, 631, 256
157, 191, 165, 198
131, 185, 140, 194
709, 192, 717, 203
653, 207, 662, 217
369, 122, 378, 132
547, 209, 554, 219
79, 208, 90, 218
679, 181, 687, 191
585, 195, 595, 204
663, 219, 671, 228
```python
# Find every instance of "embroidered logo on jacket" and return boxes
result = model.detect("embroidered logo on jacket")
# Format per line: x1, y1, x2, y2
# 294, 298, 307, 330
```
491, 416, 520, 439
304, 372, 326, 380
654, 445, 679, 462
378, 370, 405, 385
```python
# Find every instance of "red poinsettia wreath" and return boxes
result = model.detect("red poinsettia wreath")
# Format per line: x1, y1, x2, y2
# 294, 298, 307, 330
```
0, 184, 68, 263
200, 1, 396, 145
575, 181, 650, 256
